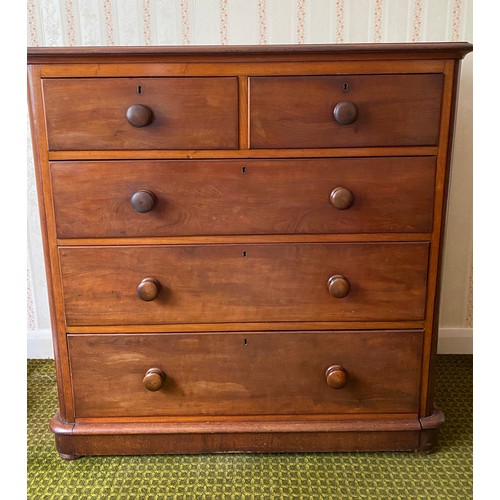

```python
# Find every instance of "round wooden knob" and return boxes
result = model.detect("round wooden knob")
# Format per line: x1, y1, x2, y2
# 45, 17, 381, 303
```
330, 187, 354, 210
143, 368, 165, 391
325, 365, 348, 389
327, 275, 350, 299
126, 104, 154, 128
131, 190, 156, 213
137, 278, 160, 301
333, 101, 358, 125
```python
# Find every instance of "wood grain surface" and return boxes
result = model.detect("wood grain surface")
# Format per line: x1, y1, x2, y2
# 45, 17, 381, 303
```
27, 43, 472, 456
250, 74, 443, 148
50, 157, 436, 238
68, 330, 422, 417
42, 77, 239, 150
59, 242, 429, 325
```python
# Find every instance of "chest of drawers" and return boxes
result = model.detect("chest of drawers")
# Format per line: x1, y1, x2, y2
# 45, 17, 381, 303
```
28, 43, 472, 459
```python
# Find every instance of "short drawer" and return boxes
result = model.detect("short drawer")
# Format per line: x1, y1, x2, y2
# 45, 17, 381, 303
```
249, 74, 443, 148
68, 330, 423, 417
59, 242, 429, 326
42, 77, 239, 150
51, 157, 435, 238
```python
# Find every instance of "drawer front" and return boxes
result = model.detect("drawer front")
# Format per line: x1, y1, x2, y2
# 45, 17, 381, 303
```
68, 330, 423, 417
51, 157, 435, 238
249, 74, 443, 148
42, 77, 239, 150
59, 243, 429, 326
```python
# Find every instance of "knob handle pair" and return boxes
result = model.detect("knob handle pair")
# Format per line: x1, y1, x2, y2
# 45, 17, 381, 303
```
136, 276, 349, 301
142, 365, 348, 391
131, 187, 353, 213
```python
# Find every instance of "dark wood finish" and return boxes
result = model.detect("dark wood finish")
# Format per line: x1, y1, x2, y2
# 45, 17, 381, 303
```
136, 278, 161, 302
42, 77, 239, 150
143, 368, 166, 392
329, 186, 354, 210
333, 101, 358, 125
126, 104, 154, 128
59, 243, 429, 325
50, 157, 436, 238
327, 275, 351, 299
325, 365, 349, 389
130, 190, 156, 213
27, 43, 472, 457
418, 408, 446, 453
50, 410, 442, 456
68, 330, 422, 417
28, 42, 473, 64
249, 74, 443, 148
55, 430, 422, 456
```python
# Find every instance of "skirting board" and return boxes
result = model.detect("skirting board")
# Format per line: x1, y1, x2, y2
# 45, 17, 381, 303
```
27, 327, 473, 359
27, 329, 54, 359
436, 328, 473, 354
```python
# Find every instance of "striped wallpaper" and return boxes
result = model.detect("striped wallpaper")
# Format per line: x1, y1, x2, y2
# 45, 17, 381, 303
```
27, 0, 472, 47
27, 0, 473, 339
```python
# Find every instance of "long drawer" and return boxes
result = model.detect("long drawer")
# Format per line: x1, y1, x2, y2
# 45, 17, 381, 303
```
68, 330, 423, 418
250, 74, 443, 148
42, 77, 239, 150
59, 242, 429, 326
51, 157, 436, 238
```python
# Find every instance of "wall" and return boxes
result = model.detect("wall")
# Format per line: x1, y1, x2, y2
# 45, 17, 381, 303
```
27, 0, 473, 356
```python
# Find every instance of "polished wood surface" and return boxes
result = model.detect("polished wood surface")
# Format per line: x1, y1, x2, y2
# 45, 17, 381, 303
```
68, 330, 422, 417
325, 365, 349, 389
27, 43, 472, 457
130, 189, 156, 213
136, 278, 161, 302
327, 275, 351, 299
42, 77, 239, 150
51, 409, 446, 456
59, 242, 429, 325
47, 146, 439, 161
50, 157, 436, 238
250, 74, 443, 148
126, 104, 154, 128
28, 42, 472, 61
143, 368, 166, 392
333, 101, 358, 125
329, 186, 354, 210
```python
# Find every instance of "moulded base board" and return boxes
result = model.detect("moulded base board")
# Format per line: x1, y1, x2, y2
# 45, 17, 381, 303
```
49, 409, 445, 459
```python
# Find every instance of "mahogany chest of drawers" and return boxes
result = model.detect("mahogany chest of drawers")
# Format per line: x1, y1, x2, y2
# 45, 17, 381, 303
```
27, 43, 472, 458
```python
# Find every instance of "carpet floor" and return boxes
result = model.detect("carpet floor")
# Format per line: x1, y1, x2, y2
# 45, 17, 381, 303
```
27, 355, 472, 499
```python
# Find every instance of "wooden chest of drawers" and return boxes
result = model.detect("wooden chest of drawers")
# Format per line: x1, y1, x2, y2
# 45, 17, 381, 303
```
27, 43, 472, 458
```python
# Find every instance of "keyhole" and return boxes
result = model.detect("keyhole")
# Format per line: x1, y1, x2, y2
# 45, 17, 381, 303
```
241, 166, 247, 174
243, 338, 248, 346
242, 251, 247, 258
343, 82, 349, 92
137, 85, 142, 94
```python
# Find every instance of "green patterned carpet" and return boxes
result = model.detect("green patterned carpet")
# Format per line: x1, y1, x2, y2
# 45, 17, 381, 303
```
27, 356, 472, 499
